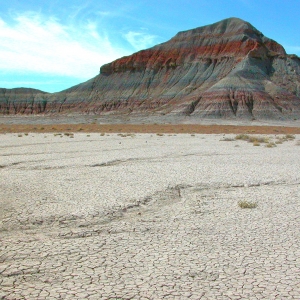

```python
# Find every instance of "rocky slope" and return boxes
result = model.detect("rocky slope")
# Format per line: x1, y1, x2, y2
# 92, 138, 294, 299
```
0, 88, 48, 114
1, 17, 300, 119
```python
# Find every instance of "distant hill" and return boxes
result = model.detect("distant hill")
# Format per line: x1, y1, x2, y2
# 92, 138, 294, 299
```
0, 88, 48, 114
1, 17, 300, 119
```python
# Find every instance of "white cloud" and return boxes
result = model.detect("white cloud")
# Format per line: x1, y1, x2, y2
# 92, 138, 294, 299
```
124, 31, 157, 50
0, 12, 130, 79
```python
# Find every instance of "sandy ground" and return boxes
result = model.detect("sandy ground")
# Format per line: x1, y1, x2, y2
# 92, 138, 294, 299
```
1, 132, 300, 299
1, 115, 300, 135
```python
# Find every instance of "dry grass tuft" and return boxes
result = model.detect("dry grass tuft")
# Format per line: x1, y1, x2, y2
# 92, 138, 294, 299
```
117, 133, 136, 138
248, 136, 269, 143
285, 134, 295, 140
265, 142, 277, 148
64, 132, 74, 137
238, 201, 258, 209
235, 134, 250, 140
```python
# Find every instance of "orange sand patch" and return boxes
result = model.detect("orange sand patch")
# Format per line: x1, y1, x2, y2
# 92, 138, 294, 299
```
0, 124, 300, 134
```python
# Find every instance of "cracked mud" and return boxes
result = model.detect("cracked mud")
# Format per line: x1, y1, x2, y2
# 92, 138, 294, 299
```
1, 133, 300, 299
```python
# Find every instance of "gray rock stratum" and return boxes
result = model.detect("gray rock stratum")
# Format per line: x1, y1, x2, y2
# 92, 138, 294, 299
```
1, 17, 300, 119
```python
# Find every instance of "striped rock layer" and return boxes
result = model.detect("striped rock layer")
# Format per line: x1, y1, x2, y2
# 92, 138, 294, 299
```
1, 17, 300, 119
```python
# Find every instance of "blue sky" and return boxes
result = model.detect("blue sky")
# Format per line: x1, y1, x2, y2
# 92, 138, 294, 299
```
0, 0, 299, 93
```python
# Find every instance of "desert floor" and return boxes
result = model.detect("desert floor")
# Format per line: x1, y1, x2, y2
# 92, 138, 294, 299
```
1, 115, 300, 135
1, 129, 300, 299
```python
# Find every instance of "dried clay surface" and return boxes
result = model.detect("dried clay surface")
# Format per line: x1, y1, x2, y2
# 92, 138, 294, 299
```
1, 133, 300, 299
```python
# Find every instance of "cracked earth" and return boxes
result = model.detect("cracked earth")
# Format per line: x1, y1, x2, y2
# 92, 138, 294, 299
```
0, 133, 300, 299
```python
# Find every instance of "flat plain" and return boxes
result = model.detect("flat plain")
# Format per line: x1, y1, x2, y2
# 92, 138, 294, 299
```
1, 125, 300, 299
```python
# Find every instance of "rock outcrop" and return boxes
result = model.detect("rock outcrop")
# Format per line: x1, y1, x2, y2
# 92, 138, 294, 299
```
1, 17, 300, 119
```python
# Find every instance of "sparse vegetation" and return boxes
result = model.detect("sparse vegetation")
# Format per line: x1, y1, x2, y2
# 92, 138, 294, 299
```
265, 142, 276, 148
234, 134, 297, 147
117, 133, 136, 138
248, 136, 269, 143
235, 134, 250, 140
285, 134, 295, 140
235, 134, 269, 143
276, 135, 295, 143
238, 201, 257, 209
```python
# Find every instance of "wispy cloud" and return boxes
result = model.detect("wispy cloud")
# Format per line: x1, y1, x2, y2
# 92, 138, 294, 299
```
123, 30, 158, 50
0, 12, 130, 79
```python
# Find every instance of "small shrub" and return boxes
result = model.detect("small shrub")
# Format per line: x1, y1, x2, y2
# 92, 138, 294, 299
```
238, 201, 257, 209
18, 134, 23, 137
285, 134, 295, 140
156, 133, 164, 136
235, 134, 249, 140
265, 142, 276, 148
236, 134, 270, 144
249, 136, 269, 143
